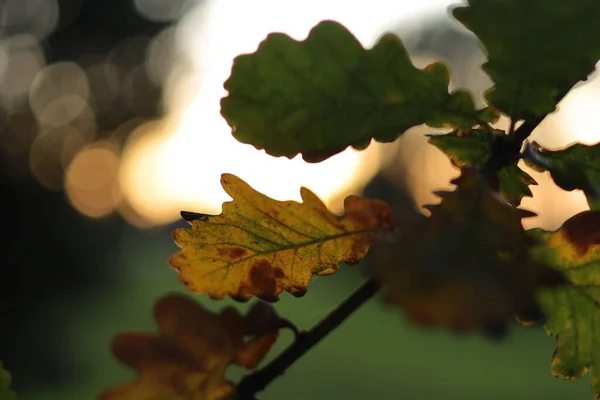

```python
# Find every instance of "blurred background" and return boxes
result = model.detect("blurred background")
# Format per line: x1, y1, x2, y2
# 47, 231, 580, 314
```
0, 0, 598, 398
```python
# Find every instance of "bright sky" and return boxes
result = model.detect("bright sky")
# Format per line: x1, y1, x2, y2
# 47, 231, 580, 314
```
116, 0, 600, 229
118, 0, 459, 226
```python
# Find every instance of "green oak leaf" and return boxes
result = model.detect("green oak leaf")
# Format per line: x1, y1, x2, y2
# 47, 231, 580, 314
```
453, 0, 600, 120
498, 164, 536, 206
526, 211, 600, 398
524, 141, 600, 209
428, 129, 536, 205
0, 362, 16, 400
221, 20, 490, 163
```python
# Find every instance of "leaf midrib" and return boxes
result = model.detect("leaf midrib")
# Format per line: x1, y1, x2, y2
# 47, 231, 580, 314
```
201, 227, 378, 279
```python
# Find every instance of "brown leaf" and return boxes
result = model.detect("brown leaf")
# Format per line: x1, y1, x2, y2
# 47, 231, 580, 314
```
99, 294, 281, 400
371, 168, 563, 336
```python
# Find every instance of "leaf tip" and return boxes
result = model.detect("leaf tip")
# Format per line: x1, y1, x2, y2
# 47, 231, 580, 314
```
300, 186, 325, 207
220, 172, 238, 186
518, 208, 537, 219
180, 211, 210, 222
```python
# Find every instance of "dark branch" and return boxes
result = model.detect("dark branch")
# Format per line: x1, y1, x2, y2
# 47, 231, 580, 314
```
235, 277, 380, 399
482, 85, 582, 178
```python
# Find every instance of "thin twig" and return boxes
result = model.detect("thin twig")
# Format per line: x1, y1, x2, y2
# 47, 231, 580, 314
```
235, 277, 381, 399
482, 85, 580, 176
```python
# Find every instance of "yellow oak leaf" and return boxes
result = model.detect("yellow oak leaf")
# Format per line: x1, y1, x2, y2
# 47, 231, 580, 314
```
170, 173, 395, 301
99, 294, 280, 400
524, 211, 600, 397
371, 169, 564, 335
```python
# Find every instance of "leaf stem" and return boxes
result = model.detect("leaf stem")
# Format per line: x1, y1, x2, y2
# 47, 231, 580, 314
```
235, 277, 380, 399
482, 86, 578, 176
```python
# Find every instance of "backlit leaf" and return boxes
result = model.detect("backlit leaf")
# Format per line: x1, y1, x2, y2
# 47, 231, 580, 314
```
371, 168, 562, 335
99, 294, 282, 400
526, 211, 600, 398
498, 164, 536, 206
170, 173, 395, 301
453, 0, 600, 119
524, 141, 600, 208
428, 129, 537, 205
221, 20, 489, 163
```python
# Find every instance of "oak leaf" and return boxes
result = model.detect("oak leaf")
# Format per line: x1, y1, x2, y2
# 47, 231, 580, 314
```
371, 169, 563, 336
99, 294, 282, 400
525, 211, 600, 398
221, 20, 491, 163
524, 141, 600, 208
170, 173, 395, 301
453, 0, 600, 119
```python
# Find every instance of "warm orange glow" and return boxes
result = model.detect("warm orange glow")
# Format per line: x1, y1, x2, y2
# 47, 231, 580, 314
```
118, 119, 185, 225
35, 0, 594, 231
118, 117, 381, 226
519, 73, 600, 229
116, 0, 456, 227
65, 142, 121, 218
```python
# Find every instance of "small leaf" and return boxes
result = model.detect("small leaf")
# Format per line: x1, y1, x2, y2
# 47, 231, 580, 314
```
526, 211, 600, 398
497, 164, 536, 206
99, 294, 282, 400
221, 20, 488, 163
0, 362, 16, 400
371, 168, 562, 336
453, 0, 600, 119
170, 173, 395, 301
428, 129, 536, 205
524, 141, 600, 209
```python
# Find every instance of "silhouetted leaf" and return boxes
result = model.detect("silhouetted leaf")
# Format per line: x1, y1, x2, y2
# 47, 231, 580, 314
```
453, 0, 600, 119
525, 141, 600, 208
170, 173, 395, 301
526, 211, 600, 398
429, 129, 536, 205
99, 295, 282, 400
498, 164, 536, 206
221, 20, 489, 162
371, 169, 562, 335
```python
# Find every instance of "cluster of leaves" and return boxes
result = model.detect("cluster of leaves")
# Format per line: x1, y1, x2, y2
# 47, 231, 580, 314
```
102, 0, 600, 399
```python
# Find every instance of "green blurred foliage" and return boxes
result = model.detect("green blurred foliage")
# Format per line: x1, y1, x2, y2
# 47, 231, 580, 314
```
21, 228, 588, 399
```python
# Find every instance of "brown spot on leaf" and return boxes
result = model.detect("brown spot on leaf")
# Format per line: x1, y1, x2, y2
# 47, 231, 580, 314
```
248, 260, 283, 301
217, 246, 248, 260
344, 237, 369, 265
373, 200, 395, 229
245, 262, 285, 300
562, 211, 600, 255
